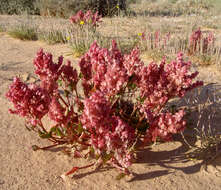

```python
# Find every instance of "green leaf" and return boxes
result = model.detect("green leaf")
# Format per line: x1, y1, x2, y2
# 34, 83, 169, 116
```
32, 145, 40, 151
90, 147, 95, 154
50, 126, 63, 137
38, 131, 52, 139
57, 79, 62, 86
55, 127, 63, 137
64, 90, 70, 97
102, 152, 113, 164
76, 122, 84, 134
137, 96, 145, 103
130, 83, 137, 90
116, 173, 126, 180
50, 127, 57, 133
69, 82, 74, 92
95, 154, 100, 160
128, 81, 137, 90
79, 72, 83, 79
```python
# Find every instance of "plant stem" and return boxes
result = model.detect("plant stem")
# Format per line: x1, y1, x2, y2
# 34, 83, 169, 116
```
58, 94, 69, 108
38, 142, 65, 150
65, 162, 95, 176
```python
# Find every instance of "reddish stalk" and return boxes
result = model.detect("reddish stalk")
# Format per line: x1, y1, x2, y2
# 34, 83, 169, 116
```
37, 142, 65, 150
65, 162, 95, 176
58, 94, 69, 108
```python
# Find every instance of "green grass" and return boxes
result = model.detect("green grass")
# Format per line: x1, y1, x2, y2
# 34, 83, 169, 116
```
38, 30, 66, 44
0, 25, 6, 32
8, 25, 38, 40
212, 0, 221, 12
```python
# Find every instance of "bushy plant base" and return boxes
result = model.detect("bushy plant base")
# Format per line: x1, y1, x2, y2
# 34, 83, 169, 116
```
6, 40, 203, 177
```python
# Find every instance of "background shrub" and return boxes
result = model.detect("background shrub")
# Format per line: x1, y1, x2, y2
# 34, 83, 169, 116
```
132, 0, 213, 17
0, 0, 39, 15
34, 0, 128, 17
7, 24, 38, 41
0, 0, 130, 17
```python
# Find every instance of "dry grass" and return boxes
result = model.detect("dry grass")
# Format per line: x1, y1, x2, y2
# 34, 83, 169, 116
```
174, 83, 221, 169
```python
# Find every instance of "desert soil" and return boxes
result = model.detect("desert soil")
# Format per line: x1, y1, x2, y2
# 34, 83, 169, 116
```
0, 33, 221, 190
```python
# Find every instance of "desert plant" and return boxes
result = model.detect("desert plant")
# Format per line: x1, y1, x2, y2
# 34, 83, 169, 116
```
34, 0, 128, 18
132, 0, 213, 17
0, 24, 6, 33
69, 10, 102, 28
67, 11, 109, 57
67, 28, 110, 57
0, 0, 38, 15
8, 24, 38, 41
188, 28, 215, 55
38, 29, 66, 44
6, 40, 203, 177
135, 28, 221, 65
181, 83, 221, 170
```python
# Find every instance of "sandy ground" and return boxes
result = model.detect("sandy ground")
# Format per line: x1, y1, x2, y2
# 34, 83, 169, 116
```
0, 33, 221, 190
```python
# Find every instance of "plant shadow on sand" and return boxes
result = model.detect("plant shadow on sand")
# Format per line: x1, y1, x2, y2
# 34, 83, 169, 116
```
129, 83, 221, 182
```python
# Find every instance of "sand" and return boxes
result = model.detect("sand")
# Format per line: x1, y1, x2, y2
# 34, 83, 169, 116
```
0, 33, 221, 190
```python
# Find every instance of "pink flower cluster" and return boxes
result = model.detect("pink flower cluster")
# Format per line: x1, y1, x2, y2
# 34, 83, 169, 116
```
70, 10, 102, 26
81, 91, 135, 169
6, 77, 50, 125
146, 110, 186, 142
7, 49, 80, 126
6, 40, 203, 174
61, 60, 78, 88
77, 42, 203, 169
33, 49, 63, 94
79, 41, 128, 96
138, 53, 203, 113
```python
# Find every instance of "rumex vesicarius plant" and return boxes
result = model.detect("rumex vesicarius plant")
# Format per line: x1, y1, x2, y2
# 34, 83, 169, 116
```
6, 40, 203, 176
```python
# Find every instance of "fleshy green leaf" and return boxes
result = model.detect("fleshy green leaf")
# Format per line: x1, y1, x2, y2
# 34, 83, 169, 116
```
55, 127, 63, 137
137, 96, 145, 103
50, 127, 63, 137
116, 173, 126, 180
38, 131, 52, 139
79, 72, 83, 79
57, 79, 62, 86
32, 145, 40, 151
64, 90, 70, 97
102, 152, 113, 164
76, 122, 84, 134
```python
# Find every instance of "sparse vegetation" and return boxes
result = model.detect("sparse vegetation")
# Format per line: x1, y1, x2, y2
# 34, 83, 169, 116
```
180, 83, 221, 169
131, 0, 214, 16
38, 29, 66, 44
34, 0, 129, 18
8, 24, 38, 41
0, 0, 38, 15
